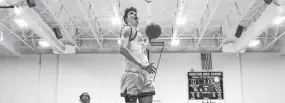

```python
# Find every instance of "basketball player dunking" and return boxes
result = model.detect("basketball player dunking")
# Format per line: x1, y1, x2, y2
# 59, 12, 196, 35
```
119, 7, 157, 103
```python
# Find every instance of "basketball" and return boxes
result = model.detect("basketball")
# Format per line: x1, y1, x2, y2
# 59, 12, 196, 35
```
145, 23, 162, 40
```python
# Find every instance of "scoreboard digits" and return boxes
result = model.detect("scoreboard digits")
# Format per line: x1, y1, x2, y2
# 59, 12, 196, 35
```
188, 72, 224, 100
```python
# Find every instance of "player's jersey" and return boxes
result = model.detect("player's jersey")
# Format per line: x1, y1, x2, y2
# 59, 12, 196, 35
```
122, 26, 149, 73
121, 25, 155, 91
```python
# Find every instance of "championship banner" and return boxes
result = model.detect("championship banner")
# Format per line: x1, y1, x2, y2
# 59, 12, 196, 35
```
188, 72, 224, 103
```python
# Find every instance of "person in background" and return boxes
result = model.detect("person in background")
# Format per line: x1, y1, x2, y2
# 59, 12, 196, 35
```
79, 92, 91, 103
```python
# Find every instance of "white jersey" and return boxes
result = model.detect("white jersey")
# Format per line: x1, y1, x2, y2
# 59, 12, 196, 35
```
123, 26, 149, 70
122, 25, 154, 84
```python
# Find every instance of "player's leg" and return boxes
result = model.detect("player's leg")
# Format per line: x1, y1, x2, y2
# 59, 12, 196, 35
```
121, 72, 144, 103
138, 74, 155, 103
138, 95, 153, 103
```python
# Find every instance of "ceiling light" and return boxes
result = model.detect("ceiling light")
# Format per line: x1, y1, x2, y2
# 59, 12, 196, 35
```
39, 40, 50, 48
176, 16, 186, 25
14, 6, 22, 15
248, 39, 260, 47
171, 38, 180, 46
0, 31, 3, 41
273, 16, 285, 24
112, 17, 121, 25
117, 39, 121, 45
240, 49, 246, 53
53, 50, 59, 54
14, 19, 28, 27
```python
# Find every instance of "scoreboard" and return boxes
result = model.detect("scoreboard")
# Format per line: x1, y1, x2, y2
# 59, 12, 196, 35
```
188, 72, 224, 103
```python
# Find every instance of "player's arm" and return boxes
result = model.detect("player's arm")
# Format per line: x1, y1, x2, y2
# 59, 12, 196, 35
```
119, 26, 143, 67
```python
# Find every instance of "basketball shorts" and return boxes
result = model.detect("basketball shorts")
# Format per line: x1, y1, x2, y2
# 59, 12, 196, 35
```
120, 70, 155, 97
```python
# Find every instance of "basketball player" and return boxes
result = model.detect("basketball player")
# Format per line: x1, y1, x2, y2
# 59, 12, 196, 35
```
119, 7, 157, 103
79, 92, 91, 103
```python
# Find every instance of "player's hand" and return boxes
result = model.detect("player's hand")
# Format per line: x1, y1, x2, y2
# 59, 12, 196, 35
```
145, 43, 150, 49
141, 63, 157, 74
143, 40, 150, 49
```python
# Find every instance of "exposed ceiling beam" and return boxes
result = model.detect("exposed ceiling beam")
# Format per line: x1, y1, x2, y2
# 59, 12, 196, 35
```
78, 37, 224, 40
185, 0, 208, 49
0, 37, 21, 56
262, 30, 285, 51
0, 29, 20, 56
89, 0, 104, 38
171, 0, 185, 40
217, 0, 257, 49
73, 36, 278, 40
233, 3, 280, 52
40, 0, 79, 49
112, 0, 121, 23
20, 6, 65, 53
75, 0, 103, 49
0, 21, 36, 52
194, 0, 220, 48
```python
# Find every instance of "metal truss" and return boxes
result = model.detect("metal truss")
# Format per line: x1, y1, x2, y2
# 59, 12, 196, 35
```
194, 0, 220, 48
75, 0, 103, 49
39, 0, 79, 48
261, 27, 285, 51
0, 21, 36, 51
171, 0, 185, 40
216, 0, 284, 52
217, 0, 258, 49
5, 0, 281, 53
0, 0, 37, 52
160, 0, 223, 51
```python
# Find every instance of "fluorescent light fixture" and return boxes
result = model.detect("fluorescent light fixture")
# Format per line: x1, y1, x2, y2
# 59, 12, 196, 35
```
112, 17, 121, 25
14, 6, 22, 15
118, 39, 121, 45
273, 16, 285, 24
240, 49, 246, 53
248, 39, 260, 47
14, 19, 28, 27
171, 39, 180, 46
53, 50, 59, 54
176, 16, 186, 25
0, 31, 3, 41
39, 40, 50, 48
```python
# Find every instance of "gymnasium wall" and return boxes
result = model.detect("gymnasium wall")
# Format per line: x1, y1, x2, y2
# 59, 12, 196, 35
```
240, 53, 285, 103
0, 53, 284, 103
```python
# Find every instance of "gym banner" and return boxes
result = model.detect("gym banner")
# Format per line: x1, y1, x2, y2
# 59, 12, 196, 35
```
188, 72, 224, 103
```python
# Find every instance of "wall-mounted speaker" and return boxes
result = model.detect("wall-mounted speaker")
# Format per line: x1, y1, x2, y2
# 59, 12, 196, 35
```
26, 0, 36, 8
235, 25, 244, 38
